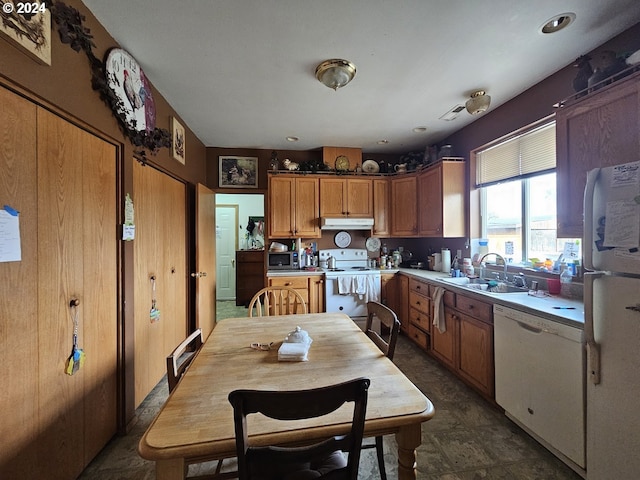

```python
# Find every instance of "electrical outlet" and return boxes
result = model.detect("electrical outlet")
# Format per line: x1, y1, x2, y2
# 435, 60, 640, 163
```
457, 249, 462, 259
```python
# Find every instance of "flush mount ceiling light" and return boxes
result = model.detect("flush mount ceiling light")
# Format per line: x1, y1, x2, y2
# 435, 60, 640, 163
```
465, 90, 491, 115
315, 59, 357, 90
540, 13, 576, 34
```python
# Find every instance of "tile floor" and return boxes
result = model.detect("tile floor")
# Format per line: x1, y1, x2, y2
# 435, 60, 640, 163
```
79, 302, 583, 479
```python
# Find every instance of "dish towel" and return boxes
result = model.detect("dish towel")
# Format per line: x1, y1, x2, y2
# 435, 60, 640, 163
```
432, 286, 446, 333
337, 276, 353, 295
365, 275, 381, 303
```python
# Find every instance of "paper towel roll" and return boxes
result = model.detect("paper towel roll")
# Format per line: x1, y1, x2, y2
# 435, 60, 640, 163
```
441, 249, 451, 273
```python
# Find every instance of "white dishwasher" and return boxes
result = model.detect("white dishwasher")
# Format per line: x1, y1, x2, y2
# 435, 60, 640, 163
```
493, 304, 585, 471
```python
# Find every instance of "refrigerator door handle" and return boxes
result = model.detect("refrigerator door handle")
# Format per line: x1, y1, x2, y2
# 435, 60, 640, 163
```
583, 167, 601, 272
584, 271, 603, 385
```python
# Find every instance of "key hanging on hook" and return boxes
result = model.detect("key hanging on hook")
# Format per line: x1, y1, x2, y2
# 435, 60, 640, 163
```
65, 298, 85, 375
149, 275, 161, 323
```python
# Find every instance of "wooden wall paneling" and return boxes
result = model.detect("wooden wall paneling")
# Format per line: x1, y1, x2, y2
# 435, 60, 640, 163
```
80, 129, 118, 464
0, 87, 39, 477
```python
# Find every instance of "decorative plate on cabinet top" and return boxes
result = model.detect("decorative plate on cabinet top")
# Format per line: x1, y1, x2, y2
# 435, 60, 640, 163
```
365, 236, 381, 252
335, 155, 350, 171
334, 231, 352, 248
362, 159, 380, 173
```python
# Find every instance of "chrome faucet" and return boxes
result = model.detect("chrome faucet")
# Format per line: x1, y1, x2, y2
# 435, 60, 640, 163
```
479, 252, 508, 281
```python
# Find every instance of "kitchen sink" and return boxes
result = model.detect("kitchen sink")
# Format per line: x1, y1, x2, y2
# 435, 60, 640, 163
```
438, 276, 529, 294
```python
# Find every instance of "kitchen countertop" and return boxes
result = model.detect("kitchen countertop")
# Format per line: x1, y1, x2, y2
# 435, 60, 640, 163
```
396, 268, 584, 329
266, 267, 584, 329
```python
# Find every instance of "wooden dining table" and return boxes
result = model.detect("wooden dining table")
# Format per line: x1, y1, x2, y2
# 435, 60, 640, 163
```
138, 313, 435, 479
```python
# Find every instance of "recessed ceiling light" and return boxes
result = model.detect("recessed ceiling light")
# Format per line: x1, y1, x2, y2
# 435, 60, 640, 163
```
412, 126, 427, 133
286, 136, 299, 142
377, 139, 389, 145
540, 13, 575, 34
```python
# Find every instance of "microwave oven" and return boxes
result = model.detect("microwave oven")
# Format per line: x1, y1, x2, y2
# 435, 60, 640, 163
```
267, 251, 299, 270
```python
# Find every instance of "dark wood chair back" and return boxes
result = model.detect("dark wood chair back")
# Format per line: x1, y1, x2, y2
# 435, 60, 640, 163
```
365, 301, 401, 361
166, 328, 204, 393
229, 377, 370, 480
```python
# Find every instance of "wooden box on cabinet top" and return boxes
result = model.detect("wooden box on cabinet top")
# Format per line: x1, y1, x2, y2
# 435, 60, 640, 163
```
555, 71, 640, 238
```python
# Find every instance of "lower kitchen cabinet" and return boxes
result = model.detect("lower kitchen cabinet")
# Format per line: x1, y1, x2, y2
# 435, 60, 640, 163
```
408, 278, 432, 351
268, 275, 324, 313
386, 273, 409, 332
402, 276, 495, 400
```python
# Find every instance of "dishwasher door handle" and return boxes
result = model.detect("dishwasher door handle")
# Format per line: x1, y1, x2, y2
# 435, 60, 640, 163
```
516, 320, 543, 334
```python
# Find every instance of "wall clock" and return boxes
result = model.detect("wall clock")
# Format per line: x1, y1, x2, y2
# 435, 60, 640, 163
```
334, 231, 352, 248
105, 48, 156, 132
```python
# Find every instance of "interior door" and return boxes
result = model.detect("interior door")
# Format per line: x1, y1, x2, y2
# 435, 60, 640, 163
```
215, 205, 238, 301
195, 184, 216, 339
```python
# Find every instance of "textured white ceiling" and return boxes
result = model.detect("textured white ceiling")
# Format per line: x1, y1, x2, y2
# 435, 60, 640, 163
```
83, 0, 640, 153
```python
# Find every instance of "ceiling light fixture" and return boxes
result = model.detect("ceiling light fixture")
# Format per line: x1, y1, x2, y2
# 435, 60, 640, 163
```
377, 139, 389, 145
465, 90, 491, 115
286, 136, 299, 142
315, 59, 357, 90
412, 126, 427, 133
540, 13, 575, 34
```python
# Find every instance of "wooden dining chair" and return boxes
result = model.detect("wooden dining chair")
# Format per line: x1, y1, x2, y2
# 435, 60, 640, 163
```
247, 286, 307, 317
167, 329, 237, 480
228, 377, 370, 480
363, 301, 401, 480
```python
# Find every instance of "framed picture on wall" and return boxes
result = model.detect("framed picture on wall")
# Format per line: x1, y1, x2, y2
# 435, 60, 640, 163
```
0, 0, 51, 65
219, 156, 258, 188
171, 117, 186, 164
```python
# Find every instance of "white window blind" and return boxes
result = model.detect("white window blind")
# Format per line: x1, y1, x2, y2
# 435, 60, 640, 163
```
476, 122, 556, 187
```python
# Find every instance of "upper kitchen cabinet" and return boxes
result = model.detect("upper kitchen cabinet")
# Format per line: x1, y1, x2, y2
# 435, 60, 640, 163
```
268, 175, 320, 238
322, 146, 362, 171
418, 160, 466, 237
555, 71, 640, 238
390, 174, 418, 237
319, 177, 373, 218
372, 178, 390, 236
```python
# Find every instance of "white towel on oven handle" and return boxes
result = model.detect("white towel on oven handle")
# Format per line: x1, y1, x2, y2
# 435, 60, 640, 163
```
365, 275, 380, 303
337, 276, 353, 294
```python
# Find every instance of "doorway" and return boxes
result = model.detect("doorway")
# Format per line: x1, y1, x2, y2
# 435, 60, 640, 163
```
215, 193, 264, 316
215, 204, 238, 301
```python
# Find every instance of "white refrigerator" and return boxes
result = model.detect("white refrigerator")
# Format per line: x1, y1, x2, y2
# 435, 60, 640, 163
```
583, 161, 640, 479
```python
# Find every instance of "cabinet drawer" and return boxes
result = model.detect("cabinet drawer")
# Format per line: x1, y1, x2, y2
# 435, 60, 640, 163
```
269, 277, 309, 289
409, 278, 430, 297
236, 250, 264, 263
408, 291, 430, 315
407, 323, 429, 350
409, 306, 431, 333
455, 293, 492, 324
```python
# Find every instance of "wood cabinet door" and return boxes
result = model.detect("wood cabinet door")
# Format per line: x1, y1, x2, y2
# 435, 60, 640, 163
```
268, 176, 295, 237
346, 178, 373, 217
37, 108, 118, 476
418, 165, 443, 236
431, 308, 458, 369
310, 275, 325, 313
556, 72, 640, 238
294, 177, 320, 238
319, 178, 347, 217
372, 178, 390, 236
458, 313, 494, 397
390, 175, 417, 236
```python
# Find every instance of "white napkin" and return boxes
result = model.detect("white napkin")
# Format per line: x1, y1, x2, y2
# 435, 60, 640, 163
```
278, 342, 310, 362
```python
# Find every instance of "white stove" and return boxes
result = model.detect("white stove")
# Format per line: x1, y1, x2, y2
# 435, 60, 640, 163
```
319, 249, 381, 318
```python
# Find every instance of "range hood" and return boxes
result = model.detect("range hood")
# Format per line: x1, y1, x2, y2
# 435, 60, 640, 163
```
320, 217, 374, 230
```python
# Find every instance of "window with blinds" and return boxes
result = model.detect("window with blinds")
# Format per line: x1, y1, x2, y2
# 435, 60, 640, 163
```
476, 122, 556, 187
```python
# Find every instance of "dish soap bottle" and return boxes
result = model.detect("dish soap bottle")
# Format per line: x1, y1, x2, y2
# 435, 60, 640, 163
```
560, 262, 572, 298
